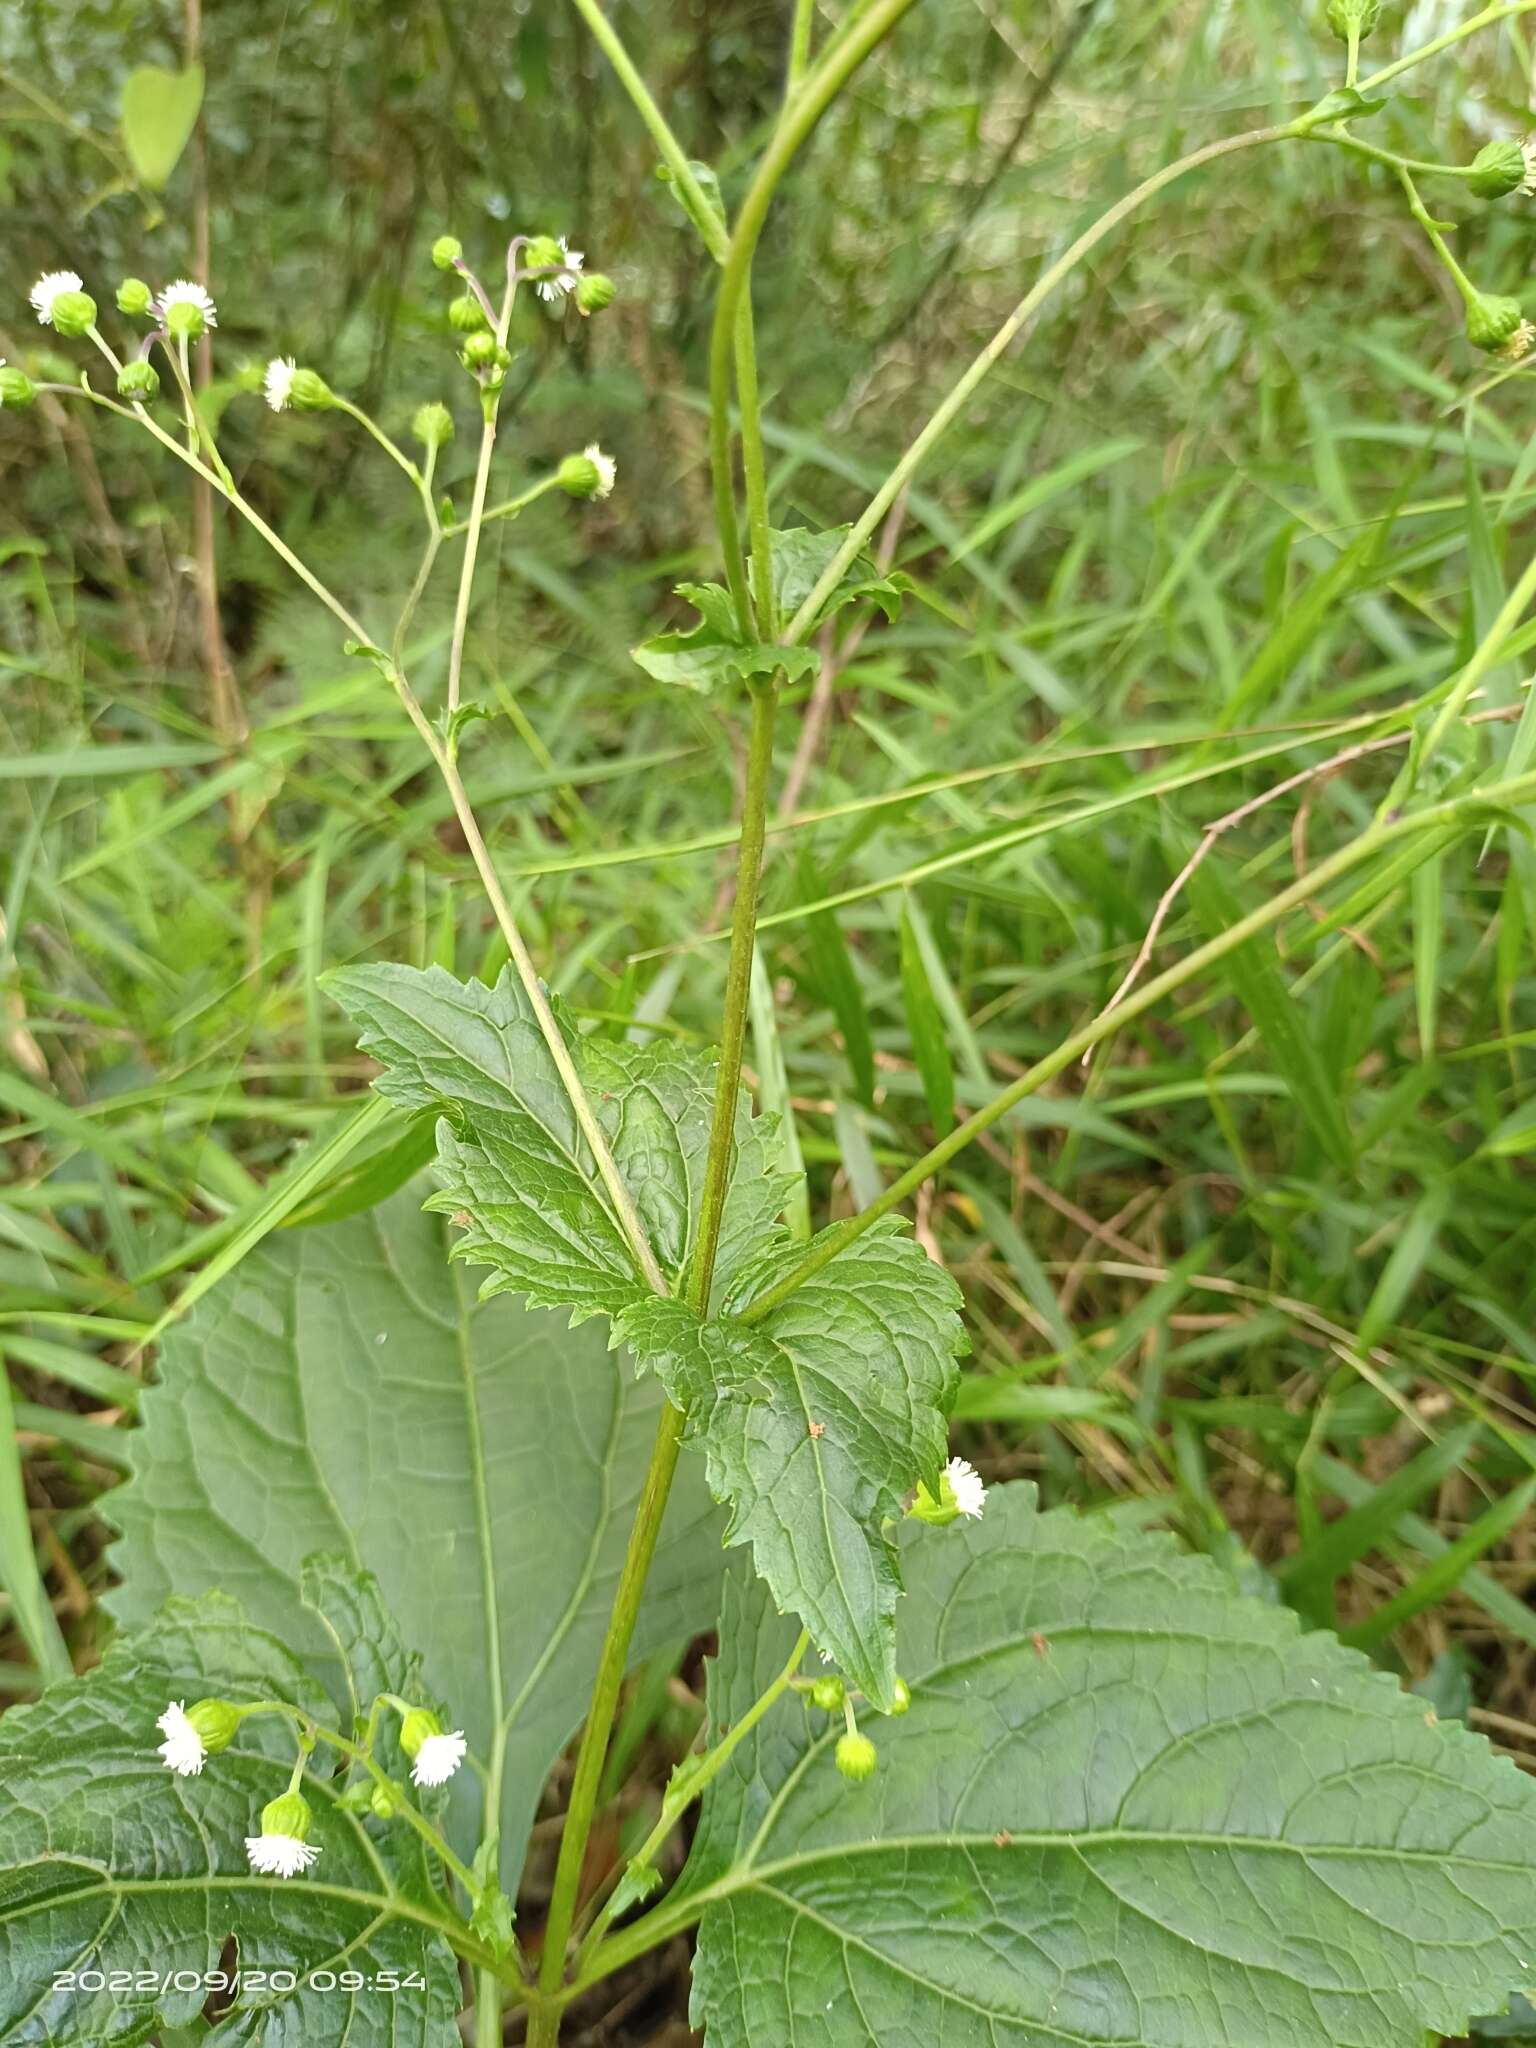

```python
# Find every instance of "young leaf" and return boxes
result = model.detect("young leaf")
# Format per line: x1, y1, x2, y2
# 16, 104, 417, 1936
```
323, 963, 794, 1317
762, 524, 910, 633
0, 1591, 462, 2047
107, 1188, 726, 1888
618, 1219, 966, 1710
631, 581, 820, 696
685, 1486, 1536, 2048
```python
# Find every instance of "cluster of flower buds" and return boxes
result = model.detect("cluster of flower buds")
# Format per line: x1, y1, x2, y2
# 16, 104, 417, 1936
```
18, 268, 221, 408
804, 1666, 911, 1785
155, 1691, 467, 1879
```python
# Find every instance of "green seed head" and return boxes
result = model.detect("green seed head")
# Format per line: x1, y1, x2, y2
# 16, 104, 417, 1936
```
810, 1675, 846, 1713
413, 401, 455, 449
1468, 138, 1529, 201
50, 289, 98, 340
116, 277, 153, 316
0, 365, 38, 409
448, 291, 488, 333
1466, 292, 1525, 352
432, 235, 463, 272
835, 1732, 878, 1783
575, 271, 616, 314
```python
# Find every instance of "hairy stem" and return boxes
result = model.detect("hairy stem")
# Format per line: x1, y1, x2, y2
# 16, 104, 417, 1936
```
446, 267, 518, 713
734, 768, 1536, 1323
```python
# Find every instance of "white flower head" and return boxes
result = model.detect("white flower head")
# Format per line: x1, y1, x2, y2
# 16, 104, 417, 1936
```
156, 1700, 206, 1776
245, 1832, 320, 1878
263, 356, 297, 412
584, 443, 616, 499
410, 1729, 468, 1788
30, 270, 83, 326
536, 237, 584, 303
156, 279, 218, 330
945, 1455, 987, 1520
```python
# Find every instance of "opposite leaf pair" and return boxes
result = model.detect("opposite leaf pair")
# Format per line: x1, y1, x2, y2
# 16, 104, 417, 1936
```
327, 962, 966, 1709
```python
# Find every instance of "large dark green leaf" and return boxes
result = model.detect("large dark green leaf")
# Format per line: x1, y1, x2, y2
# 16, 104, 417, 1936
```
107, 1188, 725, 1888
684, 1484, 1536, 2048
618, 1221, 966, 1711
0, 1591, 460, 2048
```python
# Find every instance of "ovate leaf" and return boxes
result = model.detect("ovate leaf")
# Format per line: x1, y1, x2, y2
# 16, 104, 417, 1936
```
631, 579, 819, 696
0, 1591, 461, 2047
764, 523, 910, 632
323, 963, 794, 1318
108, 1188, 726, 1887
618, 1220, 966, 1710
685, 1485, 1536, 2048
120, 63, 204, 190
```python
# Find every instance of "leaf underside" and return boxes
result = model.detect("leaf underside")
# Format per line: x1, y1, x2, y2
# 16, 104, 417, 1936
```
0, 1590, 459, 2048
323, 965, 968, 1709
107, 1188, 726, 1890
685, 1483, 1536, 2048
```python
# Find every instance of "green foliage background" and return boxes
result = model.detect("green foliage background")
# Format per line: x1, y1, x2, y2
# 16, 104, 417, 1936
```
4, 1, 1536, 2035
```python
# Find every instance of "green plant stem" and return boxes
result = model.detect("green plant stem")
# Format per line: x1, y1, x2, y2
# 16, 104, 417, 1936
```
455, 472, 562, 533
1396, 165, 1479, 301
565, 0, 730, 264
332, 395, 426, 494
1356, 0, 1536, 93
782, 121, 1287, 643
446, 269, 519, 714
734, 767, 1536, 1324
571, 1625, 810, 1973
1300, 129, 1479, 178
708, 0, 921, 631
530, 1401, 687, 2031
787, 0, 816, 94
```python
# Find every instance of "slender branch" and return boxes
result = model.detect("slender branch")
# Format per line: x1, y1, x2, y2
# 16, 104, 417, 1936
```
1355, 0, 1536, 93
787, 0, 816, 94
732, 767, 1536, 1324
333, 394, 427, 495
446, 265, 519, 714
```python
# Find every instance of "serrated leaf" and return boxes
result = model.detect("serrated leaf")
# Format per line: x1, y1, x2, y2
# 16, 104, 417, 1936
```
617, 1220, 966, 1709
763, 523, 909, 631
107, 1187, 726, 1888
119, 63, 204, 190
683, 1485, 1536, 2048
323, 963, 793, 1317
631, 620, 819, 696
0, 1592, 461, 2047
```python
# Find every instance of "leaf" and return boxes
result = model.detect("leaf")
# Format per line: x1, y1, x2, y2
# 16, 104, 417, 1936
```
1295, 85, 1388, 130
763, 524, 910, 633
107, 1187, 727, 1888
119, 64, 204, 190
631, 587, 819, 697
683, 1485, 1536, 2048
323, 963, 794, 1317
0, 1590, 462, 2047
617, 1219, 966, 1710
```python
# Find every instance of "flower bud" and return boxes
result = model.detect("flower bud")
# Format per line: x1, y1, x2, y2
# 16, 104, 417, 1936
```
557, 444, 616, 500
370, 1780, 401, 1819
413, 401, 455, 448
183, 1697, 241, 1754
523, 233, 563, 274
259, 1790, 313, 1842
337, 1780, 376, 1814
575, 271, 616, 315
288, 367, 334, 412
888, 1677, 912, 1716
1468, 138, 1529, 201
117, 360, 161, 402
1466, 292, 1526, 353
459, 331, 500, 369
448, 291, 488, 333
0, 364, 37, 409
51, 289, 98, 340
399, 1706, 444, 1757
1325, 0, 1379, 37
835, 1732, 878, 1782
810, 1675, 845, 1713
432, 235, 464, 271
116, 277, 153, 316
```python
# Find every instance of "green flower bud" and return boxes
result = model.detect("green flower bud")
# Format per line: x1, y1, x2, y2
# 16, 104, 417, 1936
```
523, 233, 564, 274
370, 1779, 401, 1819
1466, 292, 1526, 353
337, 1779, 376, 1814
51, 289, 98, 341
835, 1732, 878, 1783
574, 271, 616, 315
399, 1706, 445, 1758
556, 444, 616, 499
0, 365, 37, 409
413, 401, 455, 449
448, 290, 488, 333
459, 330, 500, 369
888, 1677, 912, 1716
184, 1697, 241, 1754
810, 1675, 846, 1713
116, 276, 153, 316
1325, 0, 1379, 38
1468, 138, 1530, 201
288, 367, 334, 412
432, 235, 464, 272
258, 1790, 313, 1842
116, 360, 161, 402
